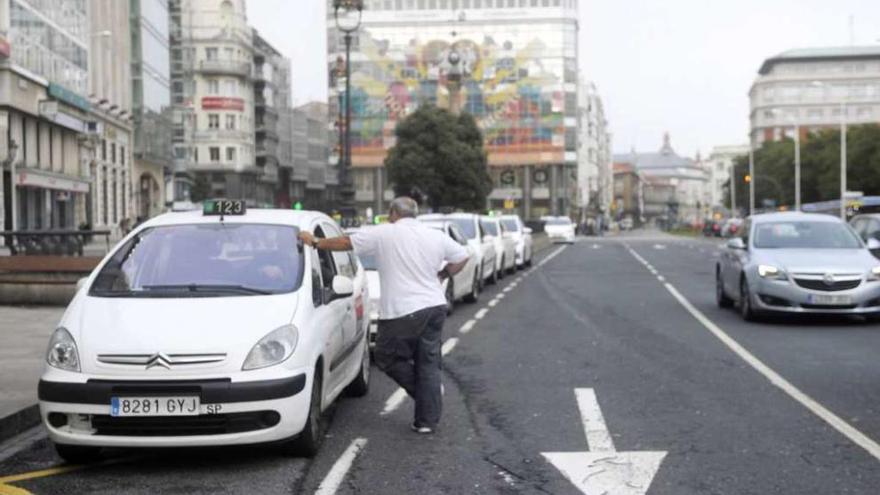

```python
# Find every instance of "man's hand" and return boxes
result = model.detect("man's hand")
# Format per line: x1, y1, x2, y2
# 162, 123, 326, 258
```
298, 231, 317, 248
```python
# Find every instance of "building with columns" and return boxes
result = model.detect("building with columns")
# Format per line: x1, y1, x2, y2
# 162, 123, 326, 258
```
327, 0, 580, 219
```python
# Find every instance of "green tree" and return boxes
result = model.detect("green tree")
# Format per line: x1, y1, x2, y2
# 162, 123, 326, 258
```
385, 105, 492, 211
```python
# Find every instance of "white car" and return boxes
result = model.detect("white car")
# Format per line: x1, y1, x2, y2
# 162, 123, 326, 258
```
480, 216, 517, 282
420, 213, 496, 286
499, 215, 534, 268
544, 216, 576, 244
38, 203, 371, 462
419, 219, 481, 307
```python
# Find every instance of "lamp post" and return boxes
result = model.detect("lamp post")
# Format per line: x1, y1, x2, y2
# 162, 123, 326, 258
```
748, 139, 755, 216
334, 0, 363, 212
811, 81, 847, 220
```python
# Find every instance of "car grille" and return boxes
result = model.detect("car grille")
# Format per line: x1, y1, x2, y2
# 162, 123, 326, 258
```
91, 411, 280, 436
801, 303, 858, 310
793, 279, 861, 292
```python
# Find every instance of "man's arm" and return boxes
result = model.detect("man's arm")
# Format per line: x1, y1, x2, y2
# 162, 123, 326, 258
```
442, 258, 469, 277
298, 231, 353, 251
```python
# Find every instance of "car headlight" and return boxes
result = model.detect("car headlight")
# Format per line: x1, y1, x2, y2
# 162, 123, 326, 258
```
868, 266, 880, 281
242, 324, 299, 371
758, 264, 786, 280
46, 327, 80, 372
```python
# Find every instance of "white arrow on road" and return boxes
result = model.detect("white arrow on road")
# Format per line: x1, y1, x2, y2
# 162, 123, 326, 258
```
542, 389, 667, 495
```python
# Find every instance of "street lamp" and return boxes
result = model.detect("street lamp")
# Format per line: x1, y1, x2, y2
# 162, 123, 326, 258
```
334, 0, 363, 212
769, 108, 801, 210
811, 80, 848, 220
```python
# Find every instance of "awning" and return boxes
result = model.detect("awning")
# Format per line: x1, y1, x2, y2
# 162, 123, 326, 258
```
16, 169, 90, 193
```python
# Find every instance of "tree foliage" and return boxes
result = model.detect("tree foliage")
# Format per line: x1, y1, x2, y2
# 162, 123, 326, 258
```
724, 124, 880, 211
385, 105, 492, 211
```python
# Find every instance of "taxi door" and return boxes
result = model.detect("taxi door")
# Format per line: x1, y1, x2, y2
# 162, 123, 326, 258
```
312, 223, 349, 395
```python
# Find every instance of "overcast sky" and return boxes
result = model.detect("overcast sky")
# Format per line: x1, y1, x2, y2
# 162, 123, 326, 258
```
248, 0, 880, 158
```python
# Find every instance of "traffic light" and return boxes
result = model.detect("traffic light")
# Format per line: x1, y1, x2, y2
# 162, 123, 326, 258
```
744, 174, 752, 184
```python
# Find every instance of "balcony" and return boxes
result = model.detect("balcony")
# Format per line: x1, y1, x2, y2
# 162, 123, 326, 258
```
256, 120, 279, 141
194, 129, 252, 142
256, 141, 279, 159
198, 60, 251, 77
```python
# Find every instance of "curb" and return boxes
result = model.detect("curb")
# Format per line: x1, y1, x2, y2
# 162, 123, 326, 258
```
0, 405, 40, 445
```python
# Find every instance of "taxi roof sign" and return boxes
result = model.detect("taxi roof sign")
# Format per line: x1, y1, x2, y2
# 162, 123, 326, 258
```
203, 199, 246, 217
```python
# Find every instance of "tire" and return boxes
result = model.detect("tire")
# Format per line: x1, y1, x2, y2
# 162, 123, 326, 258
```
490, 261, 500, 284
55, 444, 102, 464
445, 279, 455, 315
286, 368, 324, 457
739, 277, 759, 322
464, 271, 480, 303
716, 269, 733, 308
524, 249, 533, 268
345, 336, 370, 397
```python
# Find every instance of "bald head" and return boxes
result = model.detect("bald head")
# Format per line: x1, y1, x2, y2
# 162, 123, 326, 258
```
389, 196, 419, 222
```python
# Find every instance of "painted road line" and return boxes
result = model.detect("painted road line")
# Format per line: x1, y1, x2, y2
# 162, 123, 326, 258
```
488, 299, 499, 307
575, 388, 615, 452
475, 308, 489, 319
0, 484, 30, 495
314, 438, 368, 495
623, 247, 880, 462
495, 293, 506, 300
503, 286, 513, 293
0, 456, 133, 487
442, 337, 459, 356
537, 246, 567, 267
459, 319, 476, 334
380, 388, 408, 416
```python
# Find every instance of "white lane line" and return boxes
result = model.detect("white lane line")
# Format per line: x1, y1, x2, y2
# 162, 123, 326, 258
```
380, 388, 408, 415
623, 247, 880, 462
537, 245, 567, 267
314, 438, 368, 495
503, 286, 513, 293
657, 275, 665, 282
495, 293, 506, 300
475, 308, 489, 319
488, 299, 499, 307
442, 337, 459, 356
459, 319, 476, 334
575, 388, 615, 453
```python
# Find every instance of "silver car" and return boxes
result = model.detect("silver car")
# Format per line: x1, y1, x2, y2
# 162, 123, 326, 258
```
716, 212, 880, 321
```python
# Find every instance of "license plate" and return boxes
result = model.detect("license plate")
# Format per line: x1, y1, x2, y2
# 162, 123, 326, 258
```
807, 294, 853, 306
110, 396, 200, 417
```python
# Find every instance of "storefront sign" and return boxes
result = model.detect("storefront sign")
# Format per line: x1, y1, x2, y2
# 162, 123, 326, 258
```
0, 36, 11, 59
202, 97, 245, 111
16, 169, 90, 194
39, 101, 87, 133
47, 83, 91, 112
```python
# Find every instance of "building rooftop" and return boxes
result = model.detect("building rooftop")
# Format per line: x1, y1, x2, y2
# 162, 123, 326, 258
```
758, 45, 880, 74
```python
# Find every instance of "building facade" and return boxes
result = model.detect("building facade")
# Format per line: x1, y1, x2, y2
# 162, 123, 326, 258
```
253, 30, 291, 207
705, 144, 748, 212
131, 0, 173, 221
328, 0, 580, 219
750, 46, 880, 148
576, 81, 612, 221
1, 0, 93, 235
287, 102, 331, 212
169, 0, 258, 204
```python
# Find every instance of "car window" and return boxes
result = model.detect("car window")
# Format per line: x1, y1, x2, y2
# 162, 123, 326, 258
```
448, 224, 468, 245
481, 220, 499, 236
851, 218, 866, 238
448, 217, 477, 239
90, 224, 303, 297
753, 221, 862, 249
866, 220, 880, 241
310, 243, 323, 307
322, 222, 354, 279
545, 218, 572, 226
501, 218, 520, 232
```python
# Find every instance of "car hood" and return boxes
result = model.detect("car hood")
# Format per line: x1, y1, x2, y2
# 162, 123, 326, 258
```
65, 293, 299, 377
757, 249, 877, 274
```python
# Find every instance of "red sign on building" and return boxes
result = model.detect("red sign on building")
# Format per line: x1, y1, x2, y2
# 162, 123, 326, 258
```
0, 37, 11, 59
201, 97, 245, 111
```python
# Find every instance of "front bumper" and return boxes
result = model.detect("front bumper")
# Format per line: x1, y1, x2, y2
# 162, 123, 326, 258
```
39, 373, 311, 447
548, 232, 575, 243
752, 278, 880, 314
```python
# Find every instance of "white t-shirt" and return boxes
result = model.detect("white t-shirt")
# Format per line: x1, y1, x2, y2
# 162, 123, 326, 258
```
350, 218, 469, 319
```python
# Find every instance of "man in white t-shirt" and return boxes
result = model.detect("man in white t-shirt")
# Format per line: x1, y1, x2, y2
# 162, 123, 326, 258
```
298, 197, 469, 433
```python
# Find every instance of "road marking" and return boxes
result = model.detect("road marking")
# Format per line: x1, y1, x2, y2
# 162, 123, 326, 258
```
537, 246, 567, 267
623, 247, 880, 462
653, 244, 666, 250
0, 456, 134, 491
314, 438, 368, 495
0, 484, 31, 495
459, 319, 476, 334
475, 308, 489, 319
442, 337, 459, 356
495, 293, 505, 300
488, 299, 498, 307
657, 276, 665, 282
543, 388, 667, 495
380, 388, 408, 415
503, 286, 513, 293
592, 244, 601, 249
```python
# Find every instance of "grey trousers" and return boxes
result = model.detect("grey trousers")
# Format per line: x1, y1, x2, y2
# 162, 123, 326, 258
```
374, 305, 447, 428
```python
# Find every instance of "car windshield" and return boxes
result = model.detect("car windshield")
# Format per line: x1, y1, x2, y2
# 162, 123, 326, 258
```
545, 218, 572, 226
90, 224, 304, 297
480, 220, 499, 236
753, 221, 862, 249
500, 219, 520, 232
448, 218, 477, 239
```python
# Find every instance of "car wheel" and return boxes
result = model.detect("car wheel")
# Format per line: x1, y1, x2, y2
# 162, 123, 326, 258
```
55, 444, 102, 464
445, 279, 455, 314
464, 271, 480, 303
490, 261, 500, 284
286, 368, 324, 457
716, 269, 733, 308
345, 336, 370, 397
524, 250, 533, 268
739, 277, 759, 322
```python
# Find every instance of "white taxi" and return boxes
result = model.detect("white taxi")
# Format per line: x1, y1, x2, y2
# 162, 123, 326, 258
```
38, 201, 371, 462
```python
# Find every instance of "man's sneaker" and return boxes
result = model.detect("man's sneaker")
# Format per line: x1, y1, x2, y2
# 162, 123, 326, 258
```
411, 422, 434, 434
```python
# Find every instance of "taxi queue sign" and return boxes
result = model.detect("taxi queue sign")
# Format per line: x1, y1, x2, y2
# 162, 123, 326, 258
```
203, 199, 246, 216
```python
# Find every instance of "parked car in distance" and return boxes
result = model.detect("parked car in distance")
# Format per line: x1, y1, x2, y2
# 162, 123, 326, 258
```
544, 216, 576, 244
423, 213, 496, 286
703, 219, 723, 237
480, 216, 517, 282
722, 218, 743, 238
418, 219, 481, 307
850, 213, 880, 259
716, 212, 880, 321
345, 227, 380, 349
499, 215, 533, 268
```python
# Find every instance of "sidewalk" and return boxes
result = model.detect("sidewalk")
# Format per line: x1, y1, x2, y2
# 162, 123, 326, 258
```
0, 306, 64, 439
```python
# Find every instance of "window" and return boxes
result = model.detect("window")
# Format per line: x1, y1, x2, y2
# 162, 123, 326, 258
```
120, 146, 125, 165
101, 139, 107, 160
209, 147, 220, 162
225, 80, 236, 95
111, 143, 116, 164
226, 146, 236, 161
226, 114, 236, 130
208, 114, 220, 129
206, 47, 218, 60
208, 80, 219, 94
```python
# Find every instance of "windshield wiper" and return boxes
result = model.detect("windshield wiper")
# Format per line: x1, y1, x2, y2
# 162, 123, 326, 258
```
141, 284, 273, 295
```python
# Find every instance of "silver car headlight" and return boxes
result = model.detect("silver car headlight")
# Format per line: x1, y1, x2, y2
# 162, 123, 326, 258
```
867, 266, 880, 281
46, 327, 80, 372
242, 324, 299, 370
758, 264, 786, 280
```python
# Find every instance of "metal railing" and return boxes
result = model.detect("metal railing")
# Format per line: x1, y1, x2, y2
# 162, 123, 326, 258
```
2, 230, 112, 257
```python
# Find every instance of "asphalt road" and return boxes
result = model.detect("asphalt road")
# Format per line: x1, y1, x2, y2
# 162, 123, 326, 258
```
2, 233, 879, 494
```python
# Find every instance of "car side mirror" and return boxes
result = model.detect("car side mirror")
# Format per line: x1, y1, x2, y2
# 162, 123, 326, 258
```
76, 277, 89, 291
727, 237, 746, 250
331, 275, 354, 298
867, 238, 880, 250
523, 227, 533, 234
